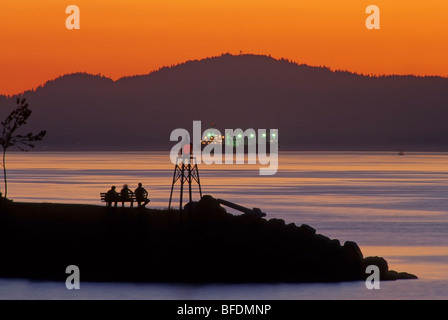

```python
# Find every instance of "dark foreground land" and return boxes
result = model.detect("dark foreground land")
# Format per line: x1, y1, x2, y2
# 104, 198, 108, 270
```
0, 196, 417, 283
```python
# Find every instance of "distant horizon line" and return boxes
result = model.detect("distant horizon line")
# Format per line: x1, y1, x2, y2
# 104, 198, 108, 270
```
1, 52, 447, 98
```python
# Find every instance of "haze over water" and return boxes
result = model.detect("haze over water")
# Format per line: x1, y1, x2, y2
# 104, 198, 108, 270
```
2, 151, 448, 299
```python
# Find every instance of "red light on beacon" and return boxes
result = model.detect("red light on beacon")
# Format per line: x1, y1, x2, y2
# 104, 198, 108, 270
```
182, 143, 193, 156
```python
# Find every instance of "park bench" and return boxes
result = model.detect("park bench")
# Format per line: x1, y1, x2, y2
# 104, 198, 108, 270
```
100, 192, 138, 207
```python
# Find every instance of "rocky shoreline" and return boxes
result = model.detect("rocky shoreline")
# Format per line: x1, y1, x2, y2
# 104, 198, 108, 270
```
0, 195, 417, 283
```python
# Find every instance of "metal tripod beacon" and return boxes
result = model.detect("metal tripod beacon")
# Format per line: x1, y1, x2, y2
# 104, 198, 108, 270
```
168, 144, 203, 210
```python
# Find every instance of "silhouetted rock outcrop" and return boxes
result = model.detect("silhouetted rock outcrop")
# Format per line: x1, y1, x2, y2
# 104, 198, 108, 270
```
0, 196, 417, 282
363, 256, 418, 280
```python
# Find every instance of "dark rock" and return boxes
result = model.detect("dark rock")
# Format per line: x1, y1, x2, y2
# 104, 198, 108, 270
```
329, 239, 341, 250
342, 241, 364, 278
252, 208, 266, 217
197, 195, 227, 215
387, 270, 418, 280
343, 241, 364, 263
286, 222, 297, 230
299, 224, 316, 236
267, 218, 286, 229
183, 201, 198, 213
316, 234, 331, 244
363, 256, 388, 279
363, 256, 418, 280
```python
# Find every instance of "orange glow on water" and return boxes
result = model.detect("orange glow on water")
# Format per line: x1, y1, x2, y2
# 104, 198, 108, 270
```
4, 151, 448, 281
362, 246, 448, 280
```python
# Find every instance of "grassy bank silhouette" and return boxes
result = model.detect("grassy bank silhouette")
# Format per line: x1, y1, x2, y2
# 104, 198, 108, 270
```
0, 195, 417, 283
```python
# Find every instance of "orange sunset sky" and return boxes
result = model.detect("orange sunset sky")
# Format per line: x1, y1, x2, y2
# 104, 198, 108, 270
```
0, 0, 447, 95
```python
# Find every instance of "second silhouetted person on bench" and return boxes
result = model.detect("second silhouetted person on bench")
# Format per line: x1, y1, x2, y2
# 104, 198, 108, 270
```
120, 184, 134, 207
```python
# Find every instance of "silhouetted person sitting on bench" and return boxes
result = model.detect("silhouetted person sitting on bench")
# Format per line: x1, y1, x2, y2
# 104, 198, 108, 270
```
134, 182, 150, 208
105, 186, 119, 207
120, 184, 134, 207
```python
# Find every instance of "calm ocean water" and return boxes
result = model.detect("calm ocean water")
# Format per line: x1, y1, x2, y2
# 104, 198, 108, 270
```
1, 151, 448, 299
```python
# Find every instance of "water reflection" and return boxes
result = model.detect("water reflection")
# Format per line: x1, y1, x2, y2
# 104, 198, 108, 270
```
5, 151, 448, 281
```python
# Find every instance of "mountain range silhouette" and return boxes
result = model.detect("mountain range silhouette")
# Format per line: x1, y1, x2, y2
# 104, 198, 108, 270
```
1, 54, 447, 151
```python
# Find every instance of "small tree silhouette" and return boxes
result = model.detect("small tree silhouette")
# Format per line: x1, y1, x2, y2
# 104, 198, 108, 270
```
0, 98, 46, 198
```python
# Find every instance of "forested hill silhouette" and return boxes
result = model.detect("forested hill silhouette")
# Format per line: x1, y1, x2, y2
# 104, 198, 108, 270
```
1, 53, 448, 151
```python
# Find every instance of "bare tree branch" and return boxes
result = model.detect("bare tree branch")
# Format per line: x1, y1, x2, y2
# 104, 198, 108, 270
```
0, 98, 47, 198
